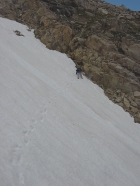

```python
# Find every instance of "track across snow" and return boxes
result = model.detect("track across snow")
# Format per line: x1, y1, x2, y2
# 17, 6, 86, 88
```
0, 17, 140, 186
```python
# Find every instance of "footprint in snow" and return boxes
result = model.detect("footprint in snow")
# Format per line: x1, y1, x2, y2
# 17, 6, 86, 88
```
24, 138, 29, 145
31, 118, 36, 123
30, 125, 35, 131
18, 172, 25, 184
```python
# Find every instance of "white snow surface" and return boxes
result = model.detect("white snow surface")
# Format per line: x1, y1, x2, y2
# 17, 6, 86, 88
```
0, 17, 140, 186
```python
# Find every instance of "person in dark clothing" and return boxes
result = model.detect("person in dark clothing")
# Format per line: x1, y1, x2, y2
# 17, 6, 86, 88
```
76, 67, 83, 79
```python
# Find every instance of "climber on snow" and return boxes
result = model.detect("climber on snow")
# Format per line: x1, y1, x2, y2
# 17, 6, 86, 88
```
76, 63, 83, 79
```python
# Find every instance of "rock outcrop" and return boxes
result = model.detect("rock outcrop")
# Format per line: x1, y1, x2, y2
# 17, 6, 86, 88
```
0, 0, 140, 123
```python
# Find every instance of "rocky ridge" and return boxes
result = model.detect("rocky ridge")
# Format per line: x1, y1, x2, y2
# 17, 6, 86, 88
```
0, 0, 140, 123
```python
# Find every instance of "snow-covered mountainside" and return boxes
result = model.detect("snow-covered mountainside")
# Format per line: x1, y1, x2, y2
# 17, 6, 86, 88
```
0, 17, 140, 186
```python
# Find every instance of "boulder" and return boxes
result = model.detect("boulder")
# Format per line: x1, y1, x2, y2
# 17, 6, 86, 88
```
86, 35, 105, 52
124, 97, 130, 108
85, 11, 94, 17
121, 41, 140, 64
40, 17, 50, 27
115, 97, 122, 103
134, 91, 140, 98
135, 99, 140, 109
135, 113, 140, 123
98, 8, 108, 15
130, 100, 137, 107
86, 35, 117, 55
130, 106, 138, 114
101, 62, 109, 72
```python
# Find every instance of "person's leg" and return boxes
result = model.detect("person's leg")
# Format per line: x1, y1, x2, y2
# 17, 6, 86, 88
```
80, 72, 83, 79
77, 73, 79, 79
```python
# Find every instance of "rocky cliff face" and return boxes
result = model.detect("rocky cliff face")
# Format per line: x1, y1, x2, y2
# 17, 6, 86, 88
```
1, 0, 140, 123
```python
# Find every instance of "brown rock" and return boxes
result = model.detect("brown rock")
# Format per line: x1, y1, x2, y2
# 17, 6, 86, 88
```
130, 106, 138, 114
108, 75, 119, 89
122, 41, 140, 64
124, 97, 130, 108
115, 97, 122, 103
98, 8, 108, 15
122, 81, 132, 93
135, 113, 140, 123
73, 47, 84, 60
82, 56, 88, 63
130, 100, 137, 107
101, 62, 109, 72
106, 89, 113, 95
37, 7, 46, 16
134, 91, 140, 98
40, 16, 53, 27
135, 99, 140, 109
85, 11, 94, 17
118, 102, 124, 107
128, 44, 140, 63
100, 74, 110, 88
86, 36, 117, 55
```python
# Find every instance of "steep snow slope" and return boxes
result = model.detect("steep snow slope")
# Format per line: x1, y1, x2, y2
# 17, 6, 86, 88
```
0, 17, 140, 186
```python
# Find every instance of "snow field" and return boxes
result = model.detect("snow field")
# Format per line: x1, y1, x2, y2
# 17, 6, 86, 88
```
0, 17, 140, 186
